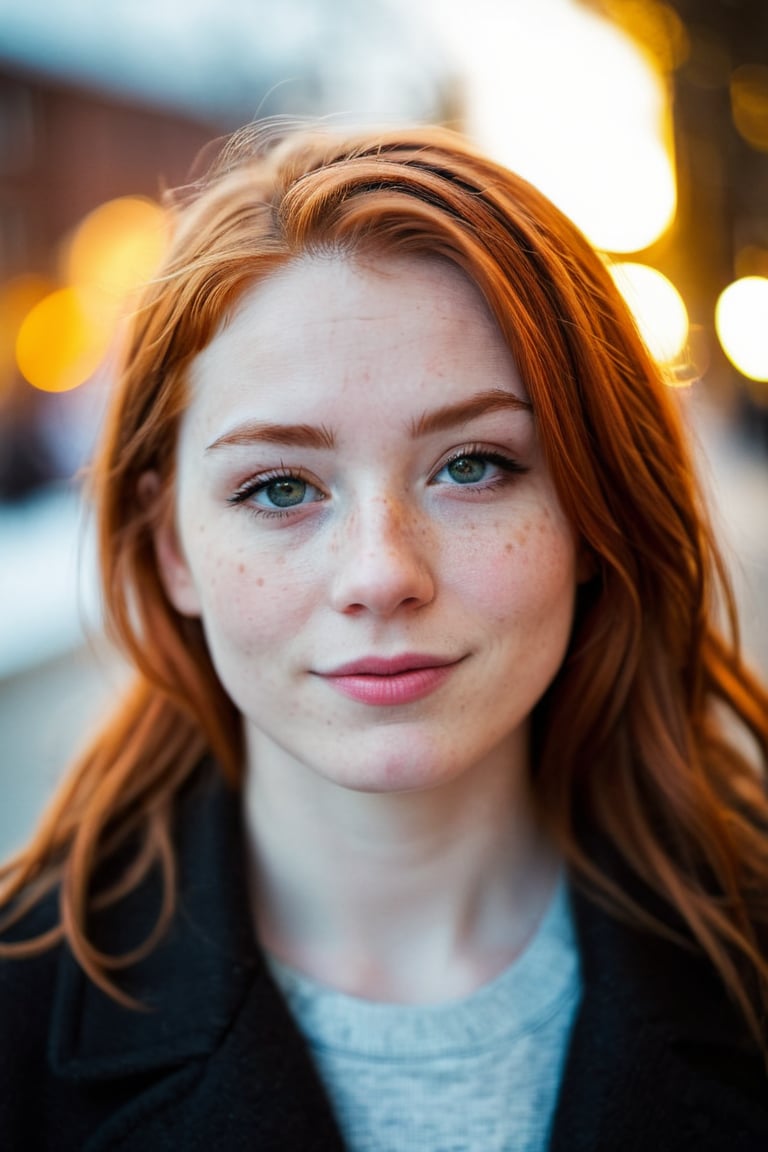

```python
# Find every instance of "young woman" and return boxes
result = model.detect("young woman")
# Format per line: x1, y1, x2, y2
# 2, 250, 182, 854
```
1, 122, 767, 1152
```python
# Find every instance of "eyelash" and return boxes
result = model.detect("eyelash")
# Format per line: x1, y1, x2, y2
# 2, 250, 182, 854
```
227, 467, 322, 520
433, 446, 528, 489
227, 447, 528, 520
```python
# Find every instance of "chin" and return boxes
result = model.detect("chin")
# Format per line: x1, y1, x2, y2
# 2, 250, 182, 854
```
327, 770, 455, 798
315, 737, 486, 797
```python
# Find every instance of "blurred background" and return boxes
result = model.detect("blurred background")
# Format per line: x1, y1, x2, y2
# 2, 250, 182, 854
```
1, 0, 767, 857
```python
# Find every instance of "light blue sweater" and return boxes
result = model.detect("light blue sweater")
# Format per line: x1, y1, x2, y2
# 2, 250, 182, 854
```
267, 876, 582, 1152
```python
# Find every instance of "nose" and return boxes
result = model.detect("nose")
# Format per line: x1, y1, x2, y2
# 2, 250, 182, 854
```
329, 495, 435, 617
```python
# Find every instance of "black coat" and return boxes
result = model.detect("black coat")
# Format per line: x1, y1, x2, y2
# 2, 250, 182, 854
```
1, 765, 767, 1151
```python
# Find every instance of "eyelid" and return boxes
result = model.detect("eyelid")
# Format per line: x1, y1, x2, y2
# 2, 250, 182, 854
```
430, 443, 528, 482
227, 466, 326, 513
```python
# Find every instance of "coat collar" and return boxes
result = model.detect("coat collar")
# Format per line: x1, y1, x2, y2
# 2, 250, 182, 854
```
48, 764, 767, 1150
550, 871, 767, 1150
49, 764, 259, 1079
48, 764, 348, 1149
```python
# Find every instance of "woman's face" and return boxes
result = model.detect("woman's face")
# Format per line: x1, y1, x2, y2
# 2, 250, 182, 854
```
157, 254, 580, 794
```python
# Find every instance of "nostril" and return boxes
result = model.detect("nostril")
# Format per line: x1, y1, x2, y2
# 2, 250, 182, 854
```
330, 539, 435, 617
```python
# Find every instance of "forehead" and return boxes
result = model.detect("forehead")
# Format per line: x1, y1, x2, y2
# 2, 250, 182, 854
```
184, 254, 527, 434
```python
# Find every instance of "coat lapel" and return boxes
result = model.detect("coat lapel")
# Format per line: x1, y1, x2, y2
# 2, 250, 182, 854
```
549, 882, 768, 1152
48, 764, 347, 1150
50, 766, 257, 1080
80, 952, 347, 1152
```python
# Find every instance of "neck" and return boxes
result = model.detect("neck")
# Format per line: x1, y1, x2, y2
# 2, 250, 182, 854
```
244, 733, 559, 1003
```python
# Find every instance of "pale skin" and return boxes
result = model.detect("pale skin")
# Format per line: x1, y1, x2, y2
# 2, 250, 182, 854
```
155, 254, 584, 1003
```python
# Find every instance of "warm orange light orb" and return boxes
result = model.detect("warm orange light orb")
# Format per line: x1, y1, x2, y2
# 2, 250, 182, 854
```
0, 275, 55, 388
16, 196, 167, 394
63, 196, 167, 300
16, 288, 110, 393
730, 65, 768, 153
609, 261, 689, 368
452, 1, 678, 253
715, 276, 768, 382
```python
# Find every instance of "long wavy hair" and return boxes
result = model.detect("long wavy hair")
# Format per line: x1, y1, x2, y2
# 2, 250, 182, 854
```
2, 121, 768, 1043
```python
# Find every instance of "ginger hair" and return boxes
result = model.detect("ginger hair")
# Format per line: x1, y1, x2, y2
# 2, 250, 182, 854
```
2, 121, 767, 1042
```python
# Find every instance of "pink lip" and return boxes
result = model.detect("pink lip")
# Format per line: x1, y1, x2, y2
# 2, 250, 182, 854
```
317, 654, 462, 706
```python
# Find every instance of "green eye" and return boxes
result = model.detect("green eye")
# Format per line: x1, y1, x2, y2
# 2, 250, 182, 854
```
259, 478, 308, 508
228, 470, 325, 517
433, 450, 526, 489
444, 456, 488, 484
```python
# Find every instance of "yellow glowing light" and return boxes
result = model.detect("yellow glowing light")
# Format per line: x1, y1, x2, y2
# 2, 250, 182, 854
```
730, 65, 768, 153
0, 275, 54, 386
445, 0, 678, 253
15, 196, 167, 394
63, 196, 167, 300
715, 277, 768, 382
610, 261, 689, 365
15, 287, 111, 393
600, 0, 689, 73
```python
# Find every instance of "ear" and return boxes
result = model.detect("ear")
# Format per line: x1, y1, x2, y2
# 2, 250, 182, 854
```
139, 471, 202, 618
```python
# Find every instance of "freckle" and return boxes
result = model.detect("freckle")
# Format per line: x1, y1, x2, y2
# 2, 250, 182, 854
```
505, 542, 513, 553
238, 563, 245, 574
515, 521, 531, 547
256, 577, 264, 587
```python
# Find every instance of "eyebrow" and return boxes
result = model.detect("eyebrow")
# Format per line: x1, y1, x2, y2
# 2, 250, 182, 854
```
410, 389, 532, 437
206, 422, 336, 453
205, 388, 532, 454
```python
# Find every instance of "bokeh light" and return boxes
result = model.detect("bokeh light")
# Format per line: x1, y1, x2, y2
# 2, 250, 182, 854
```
451, 1, 677, 253
15, 196, 167, 394
730, 65, 768, 153
599, 0, 689, 73
609, 261, 689, 367
715, 276, 768, 382
0, 275, 55, 390
15, 288, 111, 394
62, 196, 167, 299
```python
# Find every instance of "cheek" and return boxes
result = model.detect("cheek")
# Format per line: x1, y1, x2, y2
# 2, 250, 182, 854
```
191, 534, 315, 650
453, 512, 577, 627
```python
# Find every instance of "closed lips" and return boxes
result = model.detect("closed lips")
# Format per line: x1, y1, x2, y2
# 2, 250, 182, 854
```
316, 656, 463, 706
321, 655, 461, 677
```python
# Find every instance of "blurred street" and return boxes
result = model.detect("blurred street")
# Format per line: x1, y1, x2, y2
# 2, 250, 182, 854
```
1, 396, 765, 861
0, 641, 128, 858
